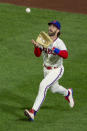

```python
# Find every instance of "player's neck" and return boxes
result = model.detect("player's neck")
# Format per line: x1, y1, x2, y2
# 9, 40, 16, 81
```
50, 35, 58, 42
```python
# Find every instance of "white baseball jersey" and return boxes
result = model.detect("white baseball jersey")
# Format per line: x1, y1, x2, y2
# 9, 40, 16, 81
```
42, 38, 67, 67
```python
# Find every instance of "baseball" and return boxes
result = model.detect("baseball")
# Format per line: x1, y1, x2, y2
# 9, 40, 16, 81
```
26, 8, 31, 13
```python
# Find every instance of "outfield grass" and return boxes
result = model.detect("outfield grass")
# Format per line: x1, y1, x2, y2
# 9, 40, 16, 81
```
0, 3, 87, 131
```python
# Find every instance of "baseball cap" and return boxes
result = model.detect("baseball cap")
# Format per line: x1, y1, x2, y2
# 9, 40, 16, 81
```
48, 20, 61, 30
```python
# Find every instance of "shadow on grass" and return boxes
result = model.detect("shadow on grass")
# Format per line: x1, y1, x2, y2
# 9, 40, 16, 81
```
0, 102, 33, 122
0, 89, 32, 121
17, 118, 34, 122
0, 103, 22, 117
41, 104, 70, 111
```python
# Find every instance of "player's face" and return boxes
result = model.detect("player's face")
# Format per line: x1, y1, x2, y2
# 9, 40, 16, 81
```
48, 24, 59, 36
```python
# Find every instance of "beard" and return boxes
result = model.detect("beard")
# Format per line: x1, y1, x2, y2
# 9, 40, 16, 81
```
48, 30, 56, 36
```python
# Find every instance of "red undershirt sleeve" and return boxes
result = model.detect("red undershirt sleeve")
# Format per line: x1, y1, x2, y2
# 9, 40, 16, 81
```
34, 47, 42, 57
58, 50, 68, 59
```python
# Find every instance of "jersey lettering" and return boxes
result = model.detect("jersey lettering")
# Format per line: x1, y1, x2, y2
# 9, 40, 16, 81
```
43, 47, 56, 55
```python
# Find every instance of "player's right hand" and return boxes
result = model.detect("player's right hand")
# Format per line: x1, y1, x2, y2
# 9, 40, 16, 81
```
32, 39, 39, 47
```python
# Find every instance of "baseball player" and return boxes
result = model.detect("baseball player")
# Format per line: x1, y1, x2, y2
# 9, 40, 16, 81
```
24, 20, 74, 121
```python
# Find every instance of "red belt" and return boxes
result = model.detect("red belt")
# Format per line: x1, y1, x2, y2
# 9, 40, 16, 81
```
44, 65, 58, 70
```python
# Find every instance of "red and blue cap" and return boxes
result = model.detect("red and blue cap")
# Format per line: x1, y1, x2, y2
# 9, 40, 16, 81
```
48, 20, 61, 30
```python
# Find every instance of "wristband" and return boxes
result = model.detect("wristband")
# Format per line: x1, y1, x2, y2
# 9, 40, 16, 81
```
53, 48, 60, 54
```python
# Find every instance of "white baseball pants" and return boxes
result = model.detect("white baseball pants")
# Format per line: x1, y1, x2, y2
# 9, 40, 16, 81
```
32, 65, 68, 111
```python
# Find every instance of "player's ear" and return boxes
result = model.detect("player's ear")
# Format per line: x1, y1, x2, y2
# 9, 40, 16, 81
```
56, 29, 59, 36
56, 29, 60, 33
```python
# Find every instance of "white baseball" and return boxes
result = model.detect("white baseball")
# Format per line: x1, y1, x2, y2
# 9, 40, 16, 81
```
26, 8, 31, 13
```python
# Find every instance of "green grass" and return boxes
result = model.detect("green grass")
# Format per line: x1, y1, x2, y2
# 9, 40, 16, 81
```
0, 3, 87, 131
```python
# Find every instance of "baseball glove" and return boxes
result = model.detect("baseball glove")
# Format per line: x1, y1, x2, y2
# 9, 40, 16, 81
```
36, 31, 53, 48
